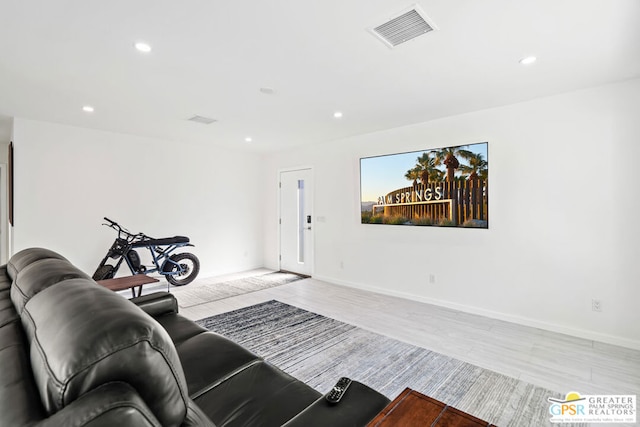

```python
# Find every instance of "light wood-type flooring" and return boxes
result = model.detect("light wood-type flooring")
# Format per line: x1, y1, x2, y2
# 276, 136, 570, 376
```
143, 270, 640, 398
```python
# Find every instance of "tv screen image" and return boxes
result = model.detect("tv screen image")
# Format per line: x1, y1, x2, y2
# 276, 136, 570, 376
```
360, 142, 488, 228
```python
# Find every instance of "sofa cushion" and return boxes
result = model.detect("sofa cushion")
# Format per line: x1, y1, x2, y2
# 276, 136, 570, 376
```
0, 265, 11, 291
177, 331, 261, 398
0, 320, 47, 426
0, 266, 17, 329
155, 312, 209, 346
154, 313, 262, 397
23, 281, 190, 427
7, 247, 68, 280
0, 289, 18, 329
194, 361, 321, 427
11, 258, 91, 316
37, 382, 163, 427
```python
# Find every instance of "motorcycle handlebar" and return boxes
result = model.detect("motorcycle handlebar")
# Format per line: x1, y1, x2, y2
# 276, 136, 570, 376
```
102, 217, 128, 235
101, 218, 146, 241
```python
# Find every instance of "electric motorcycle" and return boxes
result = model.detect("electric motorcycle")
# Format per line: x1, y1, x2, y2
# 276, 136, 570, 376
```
92, 217, 200, 286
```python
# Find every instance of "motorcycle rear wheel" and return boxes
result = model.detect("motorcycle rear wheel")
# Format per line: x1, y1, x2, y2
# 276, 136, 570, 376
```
163, 253, 200, 286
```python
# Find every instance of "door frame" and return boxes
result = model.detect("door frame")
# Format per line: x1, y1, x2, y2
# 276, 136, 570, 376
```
277, 166, 314, 276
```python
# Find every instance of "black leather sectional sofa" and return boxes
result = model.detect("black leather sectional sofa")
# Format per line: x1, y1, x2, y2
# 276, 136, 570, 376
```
0, 248, 390, 426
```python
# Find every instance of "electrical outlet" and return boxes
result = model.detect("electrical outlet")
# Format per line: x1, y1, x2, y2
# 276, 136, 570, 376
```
429, 274, 436, 284
339, 261, 344, 269
592, 299, 602, 312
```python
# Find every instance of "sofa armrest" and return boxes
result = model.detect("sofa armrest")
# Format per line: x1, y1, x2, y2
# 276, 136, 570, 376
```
35, 382, 161, 427
130, 292, 178, 316
282, 380, 390, 427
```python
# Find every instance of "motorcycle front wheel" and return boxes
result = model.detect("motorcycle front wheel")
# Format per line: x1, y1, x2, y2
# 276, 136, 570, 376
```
162, 253, 200, 286
93, 265, 115, 281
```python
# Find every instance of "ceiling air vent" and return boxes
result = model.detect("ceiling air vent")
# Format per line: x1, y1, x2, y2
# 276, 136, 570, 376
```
370, 4, 437, 48
188, 115, 217, 125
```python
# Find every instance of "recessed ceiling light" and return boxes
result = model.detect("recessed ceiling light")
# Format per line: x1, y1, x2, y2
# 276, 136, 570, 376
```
519, 56, 537, 65
245, 137, 253, 142
333, 111, 343, 118
134, 42, 152, 53
259, 87, 275, 95
82, 105, 94, 113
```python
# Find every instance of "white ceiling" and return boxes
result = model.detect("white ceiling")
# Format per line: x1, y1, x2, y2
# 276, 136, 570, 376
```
1, 0, 639, 151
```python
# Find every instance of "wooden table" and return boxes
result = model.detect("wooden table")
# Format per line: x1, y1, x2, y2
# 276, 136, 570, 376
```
367, 388, 496, 427
97, 275, 160, 298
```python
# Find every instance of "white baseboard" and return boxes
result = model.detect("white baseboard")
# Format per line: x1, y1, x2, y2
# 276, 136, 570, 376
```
313, 274, 640, 351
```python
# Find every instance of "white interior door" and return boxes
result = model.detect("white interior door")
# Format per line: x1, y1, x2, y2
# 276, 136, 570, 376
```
279, 168, 313, 275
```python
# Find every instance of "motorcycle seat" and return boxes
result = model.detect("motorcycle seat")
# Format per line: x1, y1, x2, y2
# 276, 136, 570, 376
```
131, 236, 190, 247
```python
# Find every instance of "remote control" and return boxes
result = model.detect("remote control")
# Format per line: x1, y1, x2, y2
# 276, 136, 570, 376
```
325, 377, 352, 404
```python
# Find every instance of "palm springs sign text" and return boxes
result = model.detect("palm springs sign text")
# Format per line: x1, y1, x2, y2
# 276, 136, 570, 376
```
377, 186, 444, 206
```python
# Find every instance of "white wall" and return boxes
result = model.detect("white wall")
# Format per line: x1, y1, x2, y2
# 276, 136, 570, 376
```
263, 78, 640, 349
0, 115, 12, 146
11, 119, 265, 278
0, 142, 9, 163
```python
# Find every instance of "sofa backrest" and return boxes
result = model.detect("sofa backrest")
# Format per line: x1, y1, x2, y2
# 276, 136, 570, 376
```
6, 247, 68, 279
9, 248, 91, 316
8, 248, 191, 427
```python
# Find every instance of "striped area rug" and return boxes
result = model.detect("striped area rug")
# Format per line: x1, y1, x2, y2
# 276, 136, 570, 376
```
196, 300, 584, 427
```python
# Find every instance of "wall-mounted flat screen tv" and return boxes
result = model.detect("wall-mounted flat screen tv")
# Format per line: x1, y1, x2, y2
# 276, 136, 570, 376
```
360, 142, 488, 228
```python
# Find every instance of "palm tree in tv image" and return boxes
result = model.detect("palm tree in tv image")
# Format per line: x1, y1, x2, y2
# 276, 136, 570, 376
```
404, 152, 443, 184
433, 146, 474, 182
459, 151, 488, 181
404, 166, 421, 186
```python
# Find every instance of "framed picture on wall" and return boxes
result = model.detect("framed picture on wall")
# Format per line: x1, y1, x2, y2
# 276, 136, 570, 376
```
360, 142, 488, 228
